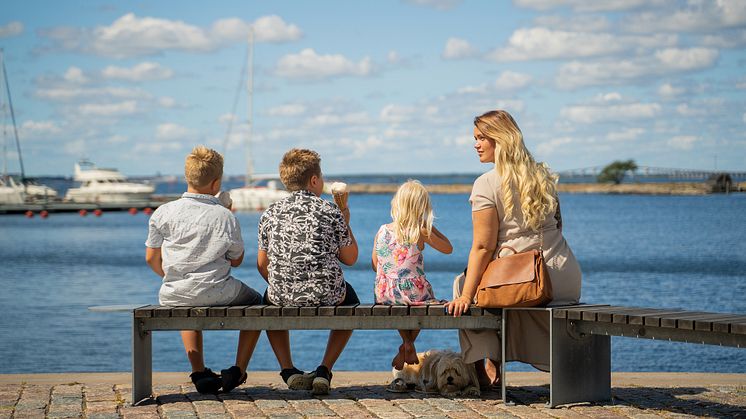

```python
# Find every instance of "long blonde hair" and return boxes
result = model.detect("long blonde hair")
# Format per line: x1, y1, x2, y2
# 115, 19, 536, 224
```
390, 180, 434, 245
474, 110, 558, 231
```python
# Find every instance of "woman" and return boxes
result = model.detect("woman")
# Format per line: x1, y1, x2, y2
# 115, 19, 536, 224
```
445, 110, 582, 387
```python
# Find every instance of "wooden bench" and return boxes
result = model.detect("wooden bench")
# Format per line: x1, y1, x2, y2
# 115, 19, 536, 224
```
131, 303, 500, 405
501, 306, 746, 407
131, 304, 746, 407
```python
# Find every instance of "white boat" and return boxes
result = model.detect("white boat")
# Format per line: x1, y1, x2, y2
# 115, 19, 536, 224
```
0, 176, 24, 204
64, 160, 155, 203
1, 50, 59, 204
228, 30, 289, 211
230, 175, 289, 211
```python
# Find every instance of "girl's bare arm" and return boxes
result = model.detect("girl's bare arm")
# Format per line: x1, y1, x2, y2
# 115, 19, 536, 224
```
422, 225, 453, 254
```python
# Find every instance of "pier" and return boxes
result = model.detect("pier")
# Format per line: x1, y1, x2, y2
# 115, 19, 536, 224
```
1, 371, 743, 417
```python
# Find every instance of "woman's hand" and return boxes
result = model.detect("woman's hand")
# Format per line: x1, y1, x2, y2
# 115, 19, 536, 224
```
446, 296, 472, 317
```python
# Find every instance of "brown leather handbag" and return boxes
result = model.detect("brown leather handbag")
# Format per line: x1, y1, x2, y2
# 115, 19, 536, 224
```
475, 243, 553, 308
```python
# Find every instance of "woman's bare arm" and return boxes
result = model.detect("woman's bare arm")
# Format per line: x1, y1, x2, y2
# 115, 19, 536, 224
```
446, 207, 499, 316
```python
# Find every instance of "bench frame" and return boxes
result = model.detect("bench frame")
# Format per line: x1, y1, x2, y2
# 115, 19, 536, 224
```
131, 303, 746, 407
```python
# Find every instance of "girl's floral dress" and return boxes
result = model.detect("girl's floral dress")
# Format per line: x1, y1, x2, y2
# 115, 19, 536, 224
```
374, 224, 441, 305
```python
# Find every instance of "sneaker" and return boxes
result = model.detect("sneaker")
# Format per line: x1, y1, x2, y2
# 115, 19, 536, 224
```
280, 367, 314, 390
311, 365, 332, 396
190, 368, 222, 394
220, 366, 247, 393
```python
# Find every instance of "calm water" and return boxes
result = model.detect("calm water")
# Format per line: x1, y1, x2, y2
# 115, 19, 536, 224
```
1, 192, 745, 374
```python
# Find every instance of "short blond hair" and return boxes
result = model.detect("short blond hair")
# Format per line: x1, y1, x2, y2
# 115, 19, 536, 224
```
185, 145, 223, 188
279, 148, 321, 191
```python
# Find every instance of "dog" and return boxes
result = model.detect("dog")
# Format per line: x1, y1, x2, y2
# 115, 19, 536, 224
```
390, 350, 480, 397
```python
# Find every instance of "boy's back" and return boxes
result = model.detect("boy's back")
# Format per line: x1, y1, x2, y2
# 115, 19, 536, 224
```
146, 192, 244, 306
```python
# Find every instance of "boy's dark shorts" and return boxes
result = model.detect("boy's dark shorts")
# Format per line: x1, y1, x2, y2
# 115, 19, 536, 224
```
228, 281, 264, 305
263, 282, 360, 306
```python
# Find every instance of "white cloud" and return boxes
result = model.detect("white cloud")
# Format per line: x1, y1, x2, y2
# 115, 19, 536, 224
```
158, 97, 177, 108
20, 120, 62, 137
536, 137, 573, 155
64, 139, 87, 156
63, 67, 89, 84
266, 104, 307, 117
107, 135, 128, 144
156, 123, 192, 140
701, 30, 746, 48
561, 102, 661, 124
77, 100, 138, 116
134, 141, 182, 153
514, 0, 664, 12
380, 104, 418, 124
304, 112, 370, 127
676, 103, 706, 117
442, 38, 479, 60
35, 85, 149, 102
494, 71, 532, 90
42, 14, 302, 58
533, 15, 611, 32
556, 48, 719, 89
743, 112, 746, 123
275, 48, 373, 80
0, 21, 23, 38
211, 15, 302, 43
102, 62, 174, 81
623, 1, 746, 33
667, 135, 698, 150
606, 128, 644, 141
387, 51, 400, 64
658, 83, 686, 98
404, 0, 463, 11
486, 28, 676, 62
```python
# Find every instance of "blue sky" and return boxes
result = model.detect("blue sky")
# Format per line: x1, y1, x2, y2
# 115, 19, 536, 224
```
1, 0, 745, 176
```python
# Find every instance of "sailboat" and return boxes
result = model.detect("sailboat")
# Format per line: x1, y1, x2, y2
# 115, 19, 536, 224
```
0, 49, 58, 204
228, 29, 289, 211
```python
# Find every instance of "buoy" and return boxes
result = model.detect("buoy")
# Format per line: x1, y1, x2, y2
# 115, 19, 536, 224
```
25, 210, 34, 218
79, 209, 88, 216
40, 210, 49, 218
128, 207, 138, 215
143, 207, 153, 215
93, 209, 103, 217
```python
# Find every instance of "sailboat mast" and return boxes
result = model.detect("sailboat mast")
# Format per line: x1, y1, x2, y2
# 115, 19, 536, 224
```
0, 49, 26, 183
245, 28, 255, 187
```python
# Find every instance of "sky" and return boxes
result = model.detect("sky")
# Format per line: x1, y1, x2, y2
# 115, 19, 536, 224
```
1, 0, 745, 177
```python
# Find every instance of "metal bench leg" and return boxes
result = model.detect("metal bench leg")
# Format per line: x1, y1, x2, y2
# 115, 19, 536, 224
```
132, 317, 152, 405
549, 314, 611, 407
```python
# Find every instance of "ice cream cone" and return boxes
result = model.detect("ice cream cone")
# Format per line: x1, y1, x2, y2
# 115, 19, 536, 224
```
331, 182, 349, 210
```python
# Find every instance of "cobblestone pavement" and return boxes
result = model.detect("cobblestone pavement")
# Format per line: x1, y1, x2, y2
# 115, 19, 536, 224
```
1, 375, 744, 418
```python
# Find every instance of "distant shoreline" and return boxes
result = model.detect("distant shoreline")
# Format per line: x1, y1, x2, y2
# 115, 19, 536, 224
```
347, 182, 746, 195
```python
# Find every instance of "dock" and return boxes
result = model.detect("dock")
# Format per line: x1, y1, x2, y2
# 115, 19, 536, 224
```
1, 371, 743, 418
0, 196, 178, 215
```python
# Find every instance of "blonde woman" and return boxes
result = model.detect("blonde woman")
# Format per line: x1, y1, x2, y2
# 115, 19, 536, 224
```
445, 110, 582, 388
372, 180, 453, 371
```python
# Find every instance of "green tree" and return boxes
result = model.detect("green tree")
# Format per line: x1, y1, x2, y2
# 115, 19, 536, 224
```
597, 160, 638, 184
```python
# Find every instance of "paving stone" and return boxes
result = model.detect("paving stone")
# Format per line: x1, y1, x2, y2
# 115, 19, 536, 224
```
87, 413, 122, 419
288, 399, 336, 416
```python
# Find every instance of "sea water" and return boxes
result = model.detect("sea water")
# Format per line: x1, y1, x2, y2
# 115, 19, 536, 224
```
0, 192, 745, 373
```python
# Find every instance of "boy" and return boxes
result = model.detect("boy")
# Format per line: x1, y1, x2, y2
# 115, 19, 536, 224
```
145, 145, 262, 394
257, 148, 359, 395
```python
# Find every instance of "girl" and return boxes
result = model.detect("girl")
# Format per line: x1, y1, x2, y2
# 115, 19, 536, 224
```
372, 180, 453, 370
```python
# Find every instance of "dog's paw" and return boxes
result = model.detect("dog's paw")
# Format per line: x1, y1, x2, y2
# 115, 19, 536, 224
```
459, 386, 481, 398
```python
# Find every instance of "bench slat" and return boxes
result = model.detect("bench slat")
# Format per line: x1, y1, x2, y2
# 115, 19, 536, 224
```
694, 315, 746, 332
372, 305, 391, 316
409, 305, 428, 316
336, 305, 358, 316
171, 307, 190, 317
318, 306, 336, 316
227, 306, 248, 317
190, 307, 209, 317
153, 307, 172, 318
245, 305, 266, 316
263, 306, 281, 316
282, 307, 299, 316
133, 305, 160, 318
390, 306, 409, 316
300, 307, 318, 316
208, 307, 228, 317
428, 304, 447, 316
355, 305, 374, 316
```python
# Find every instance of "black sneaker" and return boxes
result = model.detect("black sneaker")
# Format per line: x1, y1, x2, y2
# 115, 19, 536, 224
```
280, 367, 314, 390
311, 365, 332, 395
190, 368, 222, 394
220, 366, 247, 393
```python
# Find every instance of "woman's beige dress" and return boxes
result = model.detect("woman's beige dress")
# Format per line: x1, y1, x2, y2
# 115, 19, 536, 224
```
454, 169, 582, 371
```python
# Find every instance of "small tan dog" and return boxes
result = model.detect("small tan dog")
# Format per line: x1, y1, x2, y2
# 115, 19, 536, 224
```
389, 350, 480, 397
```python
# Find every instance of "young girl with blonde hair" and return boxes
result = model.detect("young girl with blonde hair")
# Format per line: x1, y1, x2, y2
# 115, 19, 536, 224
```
372, 180, 453, 371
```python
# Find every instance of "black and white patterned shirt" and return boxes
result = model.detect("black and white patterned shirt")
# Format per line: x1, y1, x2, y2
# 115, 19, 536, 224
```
258, 190, 352, 306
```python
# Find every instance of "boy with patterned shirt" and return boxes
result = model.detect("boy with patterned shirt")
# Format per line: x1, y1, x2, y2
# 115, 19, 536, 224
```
145, 145, 263, 394
257, 148, 359, 395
